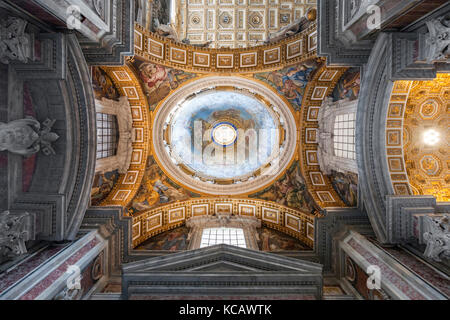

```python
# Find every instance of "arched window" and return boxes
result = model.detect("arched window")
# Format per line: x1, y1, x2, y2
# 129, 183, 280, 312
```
333, 113, 356, 160
96, 113, 119, 159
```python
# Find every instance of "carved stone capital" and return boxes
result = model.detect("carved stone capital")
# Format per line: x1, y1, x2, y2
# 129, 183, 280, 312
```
0, 210, 35, 260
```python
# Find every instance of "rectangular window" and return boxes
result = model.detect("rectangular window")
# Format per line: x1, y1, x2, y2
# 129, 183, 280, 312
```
96, 113, 119, 160
333, 113, 356, 160
200, 227, 247, 248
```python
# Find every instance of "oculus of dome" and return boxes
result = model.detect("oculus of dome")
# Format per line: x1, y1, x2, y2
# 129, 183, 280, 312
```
212, 122, 238, 147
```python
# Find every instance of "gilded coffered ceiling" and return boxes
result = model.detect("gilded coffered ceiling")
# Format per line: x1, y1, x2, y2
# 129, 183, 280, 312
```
386, 74, 450, 202
172, 0, 317, 48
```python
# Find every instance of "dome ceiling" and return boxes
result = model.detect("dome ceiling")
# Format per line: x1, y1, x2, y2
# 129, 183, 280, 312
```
168, 89, 278, 179
152, 76, 298, 195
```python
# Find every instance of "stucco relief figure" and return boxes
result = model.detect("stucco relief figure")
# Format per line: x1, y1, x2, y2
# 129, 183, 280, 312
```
0, 17, 31, 64
0, 117, 59, 156
181, 38, 212, 48
0, 211, 34, 260
154, 19, 179, 41
425, 16, 450, 63
423, 215, 450, 262
265, 17, 307, 44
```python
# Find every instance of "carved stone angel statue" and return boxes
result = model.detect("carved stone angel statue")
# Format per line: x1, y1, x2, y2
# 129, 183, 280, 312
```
0, 117, 59, 156
0, 211, 34, 260
265, 17, 308, 44
423, 215, 450, 262
0, 16, 32, 64
425, 16, 450, 63
153, 18, 179, 41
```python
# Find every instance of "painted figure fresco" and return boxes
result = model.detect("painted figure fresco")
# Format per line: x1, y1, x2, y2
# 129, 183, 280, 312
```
91, 67, 120, 101
254, 59, 319, 111
136, 226, 190, 251
132, 58, 196, 109
91, 170, 119, 206
249, 161, 319, 214
257, 227, 309, 251
128, 156, 198, 214
332, 67, 361, 102
328, 170, 358, 207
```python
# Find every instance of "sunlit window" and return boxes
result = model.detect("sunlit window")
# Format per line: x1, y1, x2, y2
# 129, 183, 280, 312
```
200, 227, 246, 248
96, 113, 119, 159
333, 113, 356, 160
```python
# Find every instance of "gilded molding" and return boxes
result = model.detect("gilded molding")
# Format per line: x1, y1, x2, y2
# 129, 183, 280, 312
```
131, 197, 316, 249
134, 22, 318, 74
299, 63, 348, 208
98, 64, 152, 208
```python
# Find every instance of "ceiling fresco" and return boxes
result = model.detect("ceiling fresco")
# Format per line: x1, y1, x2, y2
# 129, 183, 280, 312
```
386, 74, 449, 202
152, 76, 298, 196
135, 225, 310, 251
128, 155, 200, 214
89, 19, 365, 247
331, 67, 361, 102
131, 57, 196, 110
90, 59, 359, 212
249, 160, 319, 214
168, 89, 278, 180
254, 58, 320, 111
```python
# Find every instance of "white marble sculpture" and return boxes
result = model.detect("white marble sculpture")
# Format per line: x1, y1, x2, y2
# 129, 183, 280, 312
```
0, 17, 31, 64
0, 211, 33, 259
0, 117, 59, 156
265, 17, 307, 44
423, 215, 450, 262
425, 17, 450, 63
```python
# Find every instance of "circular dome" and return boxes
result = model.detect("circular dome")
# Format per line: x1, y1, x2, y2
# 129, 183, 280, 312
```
153, 76, 297, 195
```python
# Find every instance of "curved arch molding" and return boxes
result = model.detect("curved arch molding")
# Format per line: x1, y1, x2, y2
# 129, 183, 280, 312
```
299, 63, 348, 208
358, 33, 449, 243
131, 198, 316, 249
133, 22, 318, 74
98, 64, 152, 207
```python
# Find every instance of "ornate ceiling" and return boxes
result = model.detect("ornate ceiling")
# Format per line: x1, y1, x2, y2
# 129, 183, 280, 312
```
386, 74, 449, 202
152, 76, 298, 196
90, 17, 365, 248
171, 0, 317, 48
134, 20, 318, 73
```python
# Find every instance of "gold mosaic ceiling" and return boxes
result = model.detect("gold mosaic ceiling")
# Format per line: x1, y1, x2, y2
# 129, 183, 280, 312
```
404, 74, 450, 202
386, 74, 450, 202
